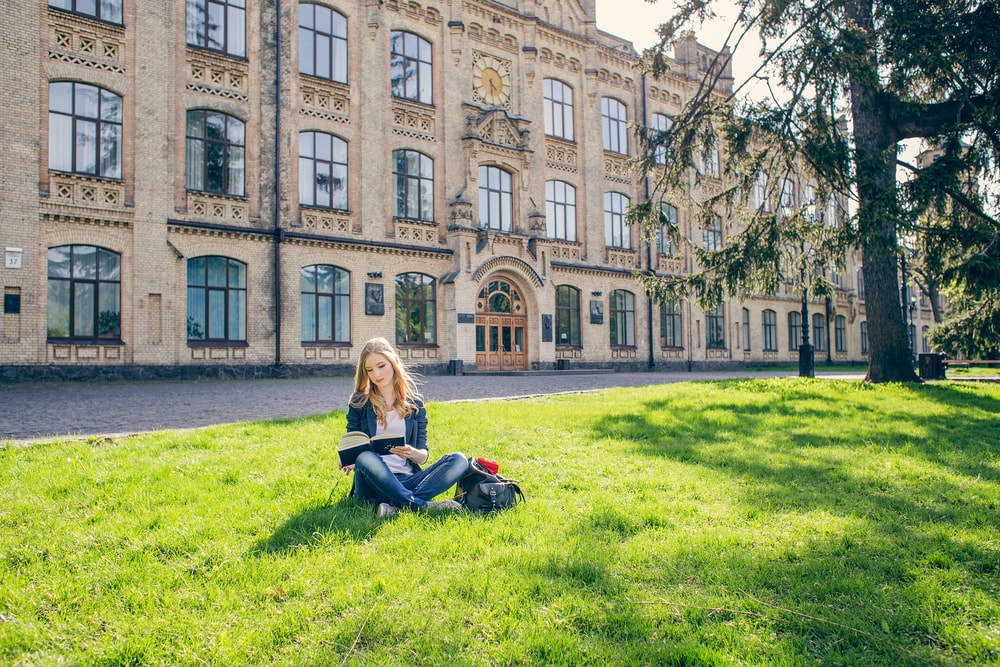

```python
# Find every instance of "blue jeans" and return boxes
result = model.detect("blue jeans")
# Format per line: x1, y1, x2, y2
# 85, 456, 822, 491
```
353, 451, 468, 510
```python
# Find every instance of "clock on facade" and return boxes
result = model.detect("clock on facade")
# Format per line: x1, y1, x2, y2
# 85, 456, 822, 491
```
473, 55, 511, 107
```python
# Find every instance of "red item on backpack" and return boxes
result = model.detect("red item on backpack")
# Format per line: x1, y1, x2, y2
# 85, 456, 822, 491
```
476, 457, 499, 475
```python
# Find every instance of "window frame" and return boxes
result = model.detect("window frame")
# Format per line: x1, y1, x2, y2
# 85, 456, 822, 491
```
543, 79, 574, 141
650, 112, 672, 165
860, 321, 868, 355
660, 300, 682, 348
46, 244, 122, 342
48, 81, 123, 179
300, 264, 351, 344
555, 285, 581, 348
545, 180, 577, 241
395, 272, 436, 346
299, 131, 348, 210
393, 149, 435, 222
186, 0, 246, 58
609, 289, 636, 347
604, 192, 630, 249
48, 0, 123, 25
478, 165, 513, 232
390, 31, 433, 105
298, 3, 348, 83
702, 215, 723, 251
186, 256, 247, 344
185, 109, 246, 197
706, 303, 726, 349
812, 313, 826, 352
836, 314, 847, 353
788, 311, 802, 351
762, 309, 778, 352
656, 203, 678, 256
601, 97, 628, 155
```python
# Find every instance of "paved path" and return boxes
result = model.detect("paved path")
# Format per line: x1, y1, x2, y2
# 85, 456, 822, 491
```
0, 369, 865, 443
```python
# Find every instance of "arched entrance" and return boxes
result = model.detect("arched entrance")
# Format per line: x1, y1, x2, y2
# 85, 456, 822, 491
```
475, 277, 528, 371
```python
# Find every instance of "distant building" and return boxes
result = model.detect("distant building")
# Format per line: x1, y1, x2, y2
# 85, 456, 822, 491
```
0, 0, 868, 380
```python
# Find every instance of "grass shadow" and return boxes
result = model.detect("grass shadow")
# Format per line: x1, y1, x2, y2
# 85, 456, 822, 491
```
249, 496, 381, 554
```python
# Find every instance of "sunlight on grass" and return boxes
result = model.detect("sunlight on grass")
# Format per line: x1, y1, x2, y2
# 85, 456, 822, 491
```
1, 379, 998, 665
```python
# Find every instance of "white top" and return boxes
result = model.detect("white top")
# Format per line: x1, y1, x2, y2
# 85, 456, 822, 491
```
378, 409, 411, 475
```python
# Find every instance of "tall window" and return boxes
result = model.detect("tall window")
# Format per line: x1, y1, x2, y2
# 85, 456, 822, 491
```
601, 97, 628, 154
555, 285, 581, 347
186, 0, 246, 57
702, 215, 723, 250
47, 245, 121, 340
706, 304, 726, 348
650, 112, 672, 164
753, 172, 770, 212
393, 150, 434, 221
699, 146, 720, 178
187, 256, 246, 342
48, 82, 122, 179
857, 269, 865, 300
395, 273, 436, 344
604, 192, 630, 249
390, 31, 432, 105
49, 0, 122, 24
812, 313, 826, 352
921, 325, 930, 353
780, 178, 796, 209
762, 309, 777, 352
299, 131, 347, 210
656, 203, 678, 256
301, 264, 350, 343
836, 315, 847, 353
298, 4, 347, 83
543, 79, 574, 141
610, 289, 635, 347
660, 301, 682, 348
861, 321, 868, 355
479, 165, 512, 231
742, 308, 751, 351
788, 311, 801, 350
185, 110, 245, 196
545, 180, 576, 241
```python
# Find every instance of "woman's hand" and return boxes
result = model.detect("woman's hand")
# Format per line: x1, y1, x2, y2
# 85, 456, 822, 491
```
340, 463, 354, 474
390, 445, 427, 465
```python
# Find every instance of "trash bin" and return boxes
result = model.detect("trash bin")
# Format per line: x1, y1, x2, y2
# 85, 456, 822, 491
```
918, 353, 945, 380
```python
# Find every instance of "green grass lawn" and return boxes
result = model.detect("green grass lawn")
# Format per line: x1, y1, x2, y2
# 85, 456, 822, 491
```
2, 378, 999, 666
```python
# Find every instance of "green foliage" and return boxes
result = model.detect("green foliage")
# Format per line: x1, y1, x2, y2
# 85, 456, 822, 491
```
2, 380, 999, 665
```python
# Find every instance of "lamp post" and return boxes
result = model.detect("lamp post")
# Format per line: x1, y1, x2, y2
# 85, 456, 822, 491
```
799, 258, 815, 378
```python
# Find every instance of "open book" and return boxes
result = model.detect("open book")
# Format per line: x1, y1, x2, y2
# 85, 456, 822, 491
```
338, 431, 405, 467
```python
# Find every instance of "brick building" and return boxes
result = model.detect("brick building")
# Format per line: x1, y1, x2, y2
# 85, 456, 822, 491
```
1, 0, 886, 380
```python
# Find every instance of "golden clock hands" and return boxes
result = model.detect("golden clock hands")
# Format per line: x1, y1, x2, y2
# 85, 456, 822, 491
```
489, 78, 498, 95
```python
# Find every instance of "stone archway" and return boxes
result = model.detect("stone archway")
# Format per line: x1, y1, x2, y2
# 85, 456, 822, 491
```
474, 276, 528, 371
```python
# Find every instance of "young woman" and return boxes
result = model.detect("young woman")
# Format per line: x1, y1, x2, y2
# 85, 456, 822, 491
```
341, 337, 468, 517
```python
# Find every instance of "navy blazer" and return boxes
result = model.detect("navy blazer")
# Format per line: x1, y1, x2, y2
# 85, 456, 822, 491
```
346, 395, 426, 473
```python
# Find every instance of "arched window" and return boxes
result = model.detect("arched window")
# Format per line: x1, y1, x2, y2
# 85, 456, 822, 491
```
299, 131, 348, 210
395, 273, 436, 344
812, 313, 826, 352
543, 79, 574, 141
47, 245, 121, 340
609, 289, 635, 347
49, 0, 122, 24
390, 31, 432, 104
555, 285, 581, 347
660, 301, 682, 348
301, 265, 350, 343
48, 82, 122, 179
545, 180, 576, 241
298, 4, 348, 83
762, 309, 777, 352
186, 0, 246, 57
479, 165, 512, 232
393, 150, 434, 221
601, 97, 628, 154
650, 112, 672, 164
706, 304, 726, 348
604, 192, 630, 249
836, 315, 848, 352
187, 256, 246, 342
185, 110, 245, 196
788, 311, 802, 350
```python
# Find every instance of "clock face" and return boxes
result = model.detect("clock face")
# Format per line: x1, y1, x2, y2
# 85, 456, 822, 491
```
473, 56, 511, 106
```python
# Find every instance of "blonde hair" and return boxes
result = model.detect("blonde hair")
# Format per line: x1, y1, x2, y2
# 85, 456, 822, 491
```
349, 337, 422, 425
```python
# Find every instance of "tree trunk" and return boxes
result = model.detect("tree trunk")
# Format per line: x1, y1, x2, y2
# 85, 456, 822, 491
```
846, 0, 919, 383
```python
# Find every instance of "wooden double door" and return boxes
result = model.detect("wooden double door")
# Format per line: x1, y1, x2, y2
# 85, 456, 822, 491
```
475, 278, 527, 371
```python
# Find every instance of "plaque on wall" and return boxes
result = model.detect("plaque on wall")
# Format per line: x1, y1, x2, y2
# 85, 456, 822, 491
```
457, 313, 475, 324
365, 283, 384, 316
541, 314, 553, 342
589, 300, 604, 325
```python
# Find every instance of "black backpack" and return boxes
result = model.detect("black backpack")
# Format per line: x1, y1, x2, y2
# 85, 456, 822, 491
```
455, 458, 525, 513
